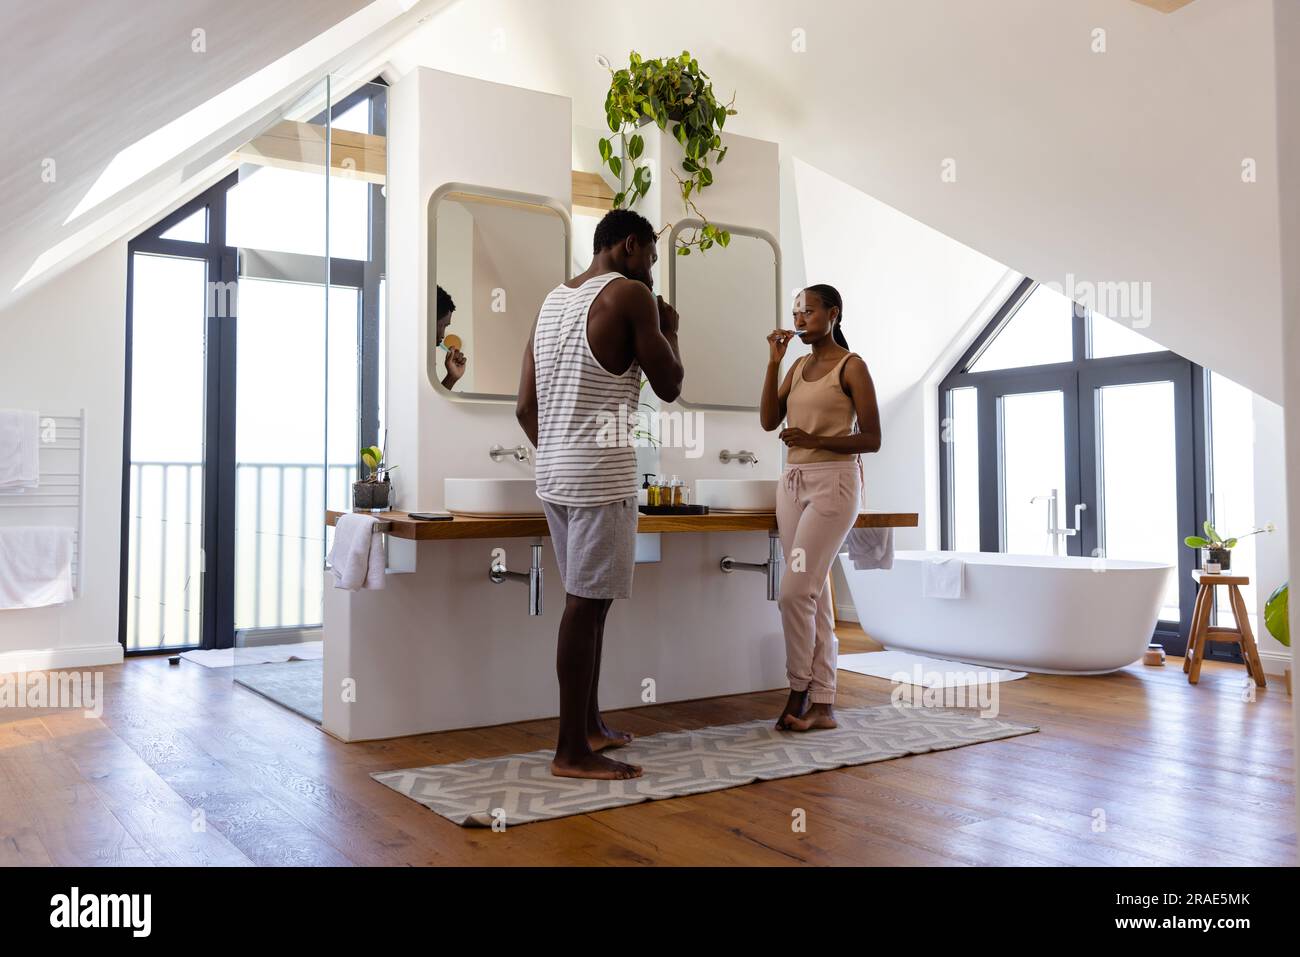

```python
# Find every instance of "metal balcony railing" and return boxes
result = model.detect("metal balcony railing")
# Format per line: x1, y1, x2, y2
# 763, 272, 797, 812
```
125, 461, 357, 651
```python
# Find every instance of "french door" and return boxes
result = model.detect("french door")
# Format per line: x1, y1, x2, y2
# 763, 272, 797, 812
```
941, 281, 1208, 652
1078, 358, 1200, 644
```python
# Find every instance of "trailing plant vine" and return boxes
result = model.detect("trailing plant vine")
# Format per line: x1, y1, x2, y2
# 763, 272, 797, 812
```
597, 50, 737, 255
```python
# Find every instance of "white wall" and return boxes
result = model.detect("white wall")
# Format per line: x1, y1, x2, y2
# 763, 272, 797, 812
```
1250, 394, 1290, 669
1270, 0, 1300, 841
0, 242, 127, 670
391, 0, 1284, 404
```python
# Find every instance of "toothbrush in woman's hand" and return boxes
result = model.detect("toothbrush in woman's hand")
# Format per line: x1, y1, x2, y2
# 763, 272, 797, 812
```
767, 329, 797, 362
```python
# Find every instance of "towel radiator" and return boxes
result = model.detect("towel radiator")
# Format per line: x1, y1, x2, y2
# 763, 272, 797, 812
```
0, 409, 86, 597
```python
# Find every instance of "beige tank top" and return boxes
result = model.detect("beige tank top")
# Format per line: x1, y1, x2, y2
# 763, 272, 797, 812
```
785, 352, 858, 464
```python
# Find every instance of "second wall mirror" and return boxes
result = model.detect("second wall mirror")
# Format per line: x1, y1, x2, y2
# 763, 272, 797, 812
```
668, 219, 781, 411
427, 183, 571, 400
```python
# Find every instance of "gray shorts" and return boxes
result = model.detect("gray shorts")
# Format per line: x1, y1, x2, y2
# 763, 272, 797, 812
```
540, 495, 639, 599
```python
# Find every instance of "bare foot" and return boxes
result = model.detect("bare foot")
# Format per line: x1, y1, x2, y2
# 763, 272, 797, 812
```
588, 729, 634, 751
783, 703, 837, 732
775, 689, 810, 730
550, 752, 643, 780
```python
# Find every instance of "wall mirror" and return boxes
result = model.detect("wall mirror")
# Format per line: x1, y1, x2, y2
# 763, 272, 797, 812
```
427, 183, 571, 400
668, 219, 781, 411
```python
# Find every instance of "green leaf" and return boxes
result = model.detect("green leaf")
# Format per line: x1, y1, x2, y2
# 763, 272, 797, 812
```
628, 133, 643, 159
676, 245, 690, 255
1223, 538, 1238, 549
608, 155, 622, 178
613, 190, 625, 208
598, 137, 611, 162
1203, 520, 1221, 543
699, 167, 714, 186
1184, 536, 1210, 548
1264, 582, 1290, 647
716, 145, 728, 163
718, 230, 731, 247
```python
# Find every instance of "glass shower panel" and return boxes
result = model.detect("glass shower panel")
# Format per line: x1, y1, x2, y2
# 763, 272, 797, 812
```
230, 76, 387, 722
231, 77, 331, 720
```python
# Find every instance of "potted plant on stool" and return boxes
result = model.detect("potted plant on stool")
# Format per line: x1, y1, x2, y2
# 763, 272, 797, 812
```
352, 444, 396, 512
1183, 520, 1275, 572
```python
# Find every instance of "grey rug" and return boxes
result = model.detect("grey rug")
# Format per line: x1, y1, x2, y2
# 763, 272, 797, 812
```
234, 659, 322, 724
372, 704, 1038, 827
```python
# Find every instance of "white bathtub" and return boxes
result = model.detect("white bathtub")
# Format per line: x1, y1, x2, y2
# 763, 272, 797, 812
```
837, 550, 1174, 675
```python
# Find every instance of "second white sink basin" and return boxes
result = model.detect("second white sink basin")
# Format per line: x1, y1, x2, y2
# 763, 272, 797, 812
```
694, 478, 778, 513
445, 478, 543, 517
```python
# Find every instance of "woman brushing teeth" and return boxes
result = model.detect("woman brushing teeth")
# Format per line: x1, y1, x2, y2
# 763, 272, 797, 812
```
758, 285, 882, 731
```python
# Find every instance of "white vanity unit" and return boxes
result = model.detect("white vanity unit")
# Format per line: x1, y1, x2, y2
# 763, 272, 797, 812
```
319, 66, 916, 742
323, 505, 916, 741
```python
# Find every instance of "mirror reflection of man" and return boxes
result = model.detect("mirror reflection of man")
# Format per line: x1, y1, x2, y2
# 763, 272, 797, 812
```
436, 285, 468, 390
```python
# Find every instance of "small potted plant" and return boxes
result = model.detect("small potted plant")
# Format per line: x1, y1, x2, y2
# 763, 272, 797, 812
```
352, 444, 397, 511
1183, 520, 1275, 572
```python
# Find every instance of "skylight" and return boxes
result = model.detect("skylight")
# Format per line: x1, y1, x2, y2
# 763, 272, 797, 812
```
61, 0, 405, 226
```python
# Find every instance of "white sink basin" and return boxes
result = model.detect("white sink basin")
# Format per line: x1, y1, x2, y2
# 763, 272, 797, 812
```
694, 478, 778, 513
445, 478, 543, 517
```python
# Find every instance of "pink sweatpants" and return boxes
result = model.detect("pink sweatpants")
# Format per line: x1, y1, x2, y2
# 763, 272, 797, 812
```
775, 459, 862, 704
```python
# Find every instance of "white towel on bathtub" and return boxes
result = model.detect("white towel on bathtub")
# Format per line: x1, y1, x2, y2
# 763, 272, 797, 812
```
921, 557, 964, 599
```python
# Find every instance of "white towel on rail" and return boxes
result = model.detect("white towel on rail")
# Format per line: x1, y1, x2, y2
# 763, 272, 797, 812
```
327, 513, 386, 591
0, 409, 40, 492
921, 557, 964, 599
0, 526, 74, 609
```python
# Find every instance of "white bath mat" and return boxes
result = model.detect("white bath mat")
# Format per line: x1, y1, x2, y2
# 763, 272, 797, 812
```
179, 641, 323, 669
838, 650, 1026, 687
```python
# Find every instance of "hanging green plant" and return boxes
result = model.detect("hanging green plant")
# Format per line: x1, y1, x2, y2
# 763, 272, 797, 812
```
596, 50, 737, 255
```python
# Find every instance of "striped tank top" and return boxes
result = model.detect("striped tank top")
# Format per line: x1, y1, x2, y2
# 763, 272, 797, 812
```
533, 272, 642, 506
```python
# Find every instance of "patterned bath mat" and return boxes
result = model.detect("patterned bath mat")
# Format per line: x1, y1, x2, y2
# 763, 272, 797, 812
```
372, 704, 1038, 827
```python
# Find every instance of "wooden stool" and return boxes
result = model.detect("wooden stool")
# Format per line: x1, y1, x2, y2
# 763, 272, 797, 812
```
1185, 571, 1266, 687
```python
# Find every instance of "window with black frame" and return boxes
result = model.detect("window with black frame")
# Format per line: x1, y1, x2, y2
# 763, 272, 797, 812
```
936, 277, 1233, 655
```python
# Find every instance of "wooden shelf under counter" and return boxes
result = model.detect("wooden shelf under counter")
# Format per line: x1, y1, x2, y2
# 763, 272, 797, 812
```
325, 508, 919, 541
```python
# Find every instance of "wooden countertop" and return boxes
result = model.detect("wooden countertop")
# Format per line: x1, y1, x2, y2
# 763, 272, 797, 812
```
325, 508, 919, 541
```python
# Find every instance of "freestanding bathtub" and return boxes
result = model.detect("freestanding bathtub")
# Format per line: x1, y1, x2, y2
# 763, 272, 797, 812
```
837, 550, 1174, 675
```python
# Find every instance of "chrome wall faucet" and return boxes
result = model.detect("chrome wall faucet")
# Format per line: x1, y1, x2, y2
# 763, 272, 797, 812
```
719, 449, 758, 465
490, 444, 531, 463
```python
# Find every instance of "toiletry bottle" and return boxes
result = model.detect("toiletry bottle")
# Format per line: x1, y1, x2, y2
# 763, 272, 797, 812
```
640, 473, 654, 507
670, 475, 684, 507
647, 475, 660, 507
655, 474, 668, 508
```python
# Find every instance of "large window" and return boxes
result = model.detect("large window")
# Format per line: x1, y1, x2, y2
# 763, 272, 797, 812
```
937, 278, 1230, 654
122, 82, 386, 654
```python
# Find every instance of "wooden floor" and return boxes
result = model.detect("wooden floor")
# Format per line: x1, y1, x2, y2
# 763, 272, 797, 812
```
1, 625, 1294, 866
